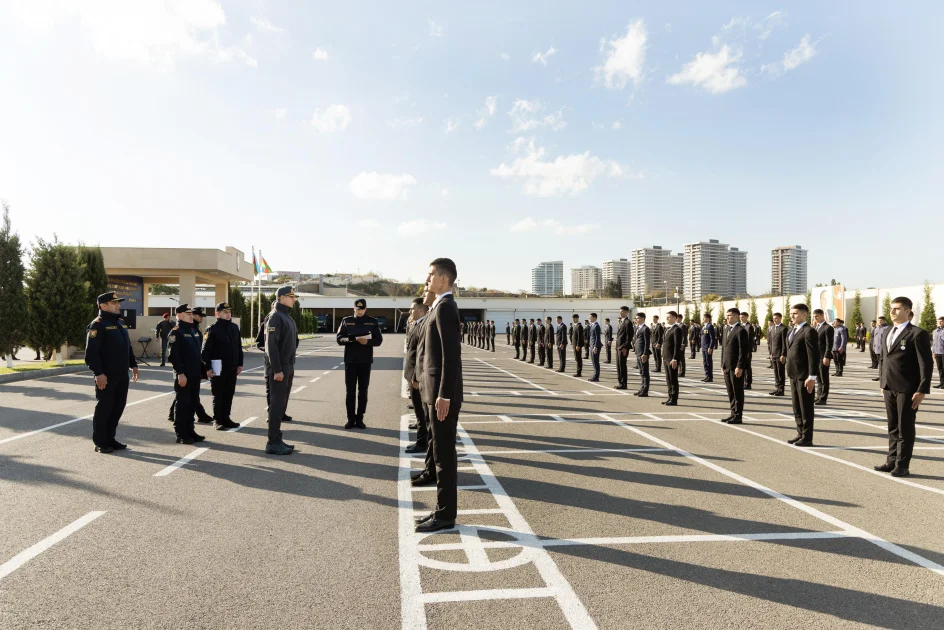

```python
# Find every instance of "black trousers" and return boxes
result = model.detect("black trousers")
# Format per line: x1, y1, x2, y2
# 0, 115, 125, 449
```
558, 345, 566, 371
528, 343, 535, 362
834, 350, 846, 375
267, 365, 294, 441
816, 361, 830, 402
653, 346, 662, 371
679, 351, 686, 377
743, 356, 752, 387
591, 349, 600, 379
92, 374, 129, 447
513, 342, 520, 359
160, 337, 168, 364
723, 368, 745, 419
936, 355, 944, 387
345, 362, 372, 421
883, 389, 917, 469
772, 357, 786, 392
506, 334, 510, 345
425, 401, 460, 522
538, 344, 546, 365
605, 343, 612, 363
491, 336, 496, 351
545, 344, 554, 369
665, 362, 678, 401
210, 366, 238, 421
616, 349, 628, 387
410, 386, 427, 444
790, 377, 814, 441
573, 347, 582, 374
637, 356, 650, 393
690, 344, 697, 359
869, 346, 879, 368
169, 389, 210, 421
173, 375, 202, 438
702, 349, 714, 380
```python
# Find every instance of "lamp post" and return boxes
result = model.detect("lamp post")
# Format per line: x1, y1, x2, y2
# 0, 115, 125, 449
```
663, 281, 668, 306
676, 287, 680, 314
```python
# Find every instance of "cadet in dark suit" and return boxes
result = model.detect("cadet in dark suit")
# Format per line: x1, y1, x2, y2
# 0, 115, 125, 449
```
537, 318, 547, 366
870, 317, 890, 374
555, 315, 567, 372
633, 312, 651, 396
506, 322, 511, 345
527, 319, 537, 363
615, 306, 632, 389
678, 322, 688, 377
519, 321, 528, 361
583, 320, 591, 359
660, 311, 683, 405
785, 303, 820, 446
587, 313, 603, 381
689, 322, 701, 359
603, 318, 613, 363
570, 315, 584, 377
812, 309, 834, 405
738, 312, 754, 389
767, 313, 788, 396
701, 314, 716, 382
404, 298, 429, 455
413, 258, 463, 534
544, 317, 555, 370
722, 308, 750, 423
832, 318, 848, 376
651, 315, 665, 372
934, 316, 944, 389
874, 297, 933, 477
512, 318, 521, 359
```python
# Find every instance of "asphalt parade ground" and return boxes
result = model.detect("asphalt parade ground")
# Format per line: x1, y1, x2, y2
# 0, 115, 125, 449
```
2, 335, 943, 628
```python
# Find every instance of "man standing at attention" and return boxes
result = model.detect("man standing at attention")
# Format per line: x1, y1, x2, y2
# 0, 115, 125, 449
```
337, 298, 384, 429
812, 309, 834, 405
414, 258, 463, 534
570, 314, 584, 377
587, 313, 602, 382
785, 303, 820, 447
603, 318, 613, 364
933, 316, 944, 389
155, 313, 174, 367
832, 318, 848, 376
633, 312, 651, 397
265, 287, 299, 454
615, 306, 632, 390
768, 313, 788, 396
722, 308, 750, 424
555, 315, 567, 373
651, 315, 665, 373
661, 311, 683, 406
701, 314, 716, 382
512, 318, 521, 359
544, 317, 555, 370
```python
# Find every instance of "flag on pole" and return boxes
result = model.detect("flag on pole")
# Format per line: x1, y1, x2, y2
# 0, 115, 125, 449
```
251, 247, 261, 275
259, 251, 273, 274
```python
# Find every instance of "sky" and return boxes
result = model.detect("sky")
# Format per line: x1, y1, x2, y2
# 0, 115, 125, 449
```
1, 1, 942, 295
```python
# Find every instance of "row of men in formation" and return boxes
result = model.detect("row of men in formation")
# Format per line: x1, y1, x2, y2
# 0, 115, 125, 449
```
462, 301, 940, 477
463, 321, 497, 351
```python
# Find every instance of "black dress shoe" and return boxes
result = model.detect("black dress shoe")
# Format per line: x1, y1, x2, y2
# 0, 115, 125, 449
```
662, 400, 677, 406
701, 378, 709, 382
405, 441, 427, 454
414, 512, 434, 525
355, 421, 367, 430
575, 373, 582, 377
411, 473, 436, 487
871, 377, 879, 381
344, 420, 355, 429
890, 467, 910, 477
283, 415, 293, 422
408, 423, 418, 430
587, 378, 599, 382
814, 399, 827, 406
787, 436, 802, 444
726, 418, 743, 425
167, 416, 175, 423
94, 445, 115, 454
720, 416, 733, 422
407, 404, 414, 410
415, 518, 455, 533
109, 441, 128, 450
635, 392, 648, 397
873, 463, 895, 472
197, 416, 214, 425
744, 385, 751, 390
793, 440, 814, 447
215, 420, 240, 430
769, 390, 783, 396
614, 385, 627, 390
410, 470, 429, 481
556, 369, 565, 373
176, 436, 194, 445
191, 433, 206, 443
704, 379, 713, 383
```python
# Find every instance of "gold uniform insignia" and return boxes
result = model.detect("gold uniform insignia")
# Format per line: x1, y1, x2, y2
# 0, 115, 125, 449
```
268, 326, 276, 332
88, 329, 98, 338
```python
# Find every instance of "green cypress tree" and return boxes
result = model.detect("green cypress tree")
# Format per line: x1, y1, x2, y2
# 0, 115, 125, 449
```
26, 237, 88, 363
918, 282, 937, 333
850, 290, 863, 327
749, 298, 759, 326
77, 244, 108, 315
764, 298, 774, 326
683, 306, 691, 325
0, 204, 28, 366
882, 292, 892, 322
805, 290, 812, 311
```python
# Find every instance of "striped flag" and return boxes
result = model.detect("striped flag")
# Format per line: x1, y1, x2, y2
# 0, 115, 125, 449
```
259, 251, 273, 274
252, 247, 261, 275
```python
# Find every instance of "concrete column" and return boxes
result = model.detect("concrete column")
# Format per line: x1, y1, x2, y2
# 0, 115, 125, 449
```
178, 273, 196, 308
215, 282, 228, 308
142, 283, 150, 316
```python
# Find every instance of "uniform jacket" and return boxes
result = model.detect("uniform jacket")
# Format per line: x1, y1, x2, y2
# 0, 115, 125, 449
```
512, 324, 521, 344
337, 313, 384, 363
603, 323, 613, 343
266, 304, 299, 374
652, 323, 665, 346
155, 319, 174, 341
537, 323, 546, 347
544, 323, 555, 347
689, 324, 701, 344
201, 318, 244, 370
701, 323, 717, 350
816, 322, 835, 361
633, 324, 652, 357
721, 324, 750, 371
768, 323, 788, 358
871, 324, 890, 354
587, 321, 603, 351
569, 323, 585, 349
786, 323, 821, 381
833, 325, 848, 353
85, 310, 137, 378
403, 316, 426, 383
616, 317, 634, 351
879, 322, 933, 394
418, 294, 463, 406
555, 322, 567, 347
168, 321, 204, 378
661, 324, 684, 364
527, 324, 537, 345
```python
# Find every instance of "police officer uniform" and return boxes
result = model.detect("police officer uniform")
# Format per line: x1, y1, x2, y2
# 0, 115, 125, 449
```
84, 292, 138, 453
201, 302, 244, 430
337, 298, 384, 429
265, 287, 300, 454
167, 304, 206, 444
155, 315, 174, 366
701, 320, 717, 382
168, 307, 214, 425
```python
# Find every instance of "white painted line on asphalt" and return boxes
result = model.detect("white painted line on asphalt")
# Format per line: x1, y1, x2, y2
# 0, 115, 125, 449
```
411, 484, 489, 492
498, 415, 513, 423
455, 508, 505, 516
310, 377, 321, 383
475, 358, 558, 396
582, 390, 594, 395
322, 371, 330, 375
228, 416, 257, 433
474, 447, 670, 456
291, 386, 306, 394
551, 415, 567, 422
153, 447, 209, 477
331, 365, 340, 370
808, 445, 944, 451
600, 414, 944, 577
0, 511, 106, 581
398, 413, 429, 630
422, 587, 555, 604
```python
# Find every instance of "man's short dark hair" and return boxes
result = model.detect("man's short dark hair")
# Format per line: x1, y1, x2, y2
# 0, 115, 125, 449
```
727, 307, 740, 316
892, 296, 913, 310
429, 257, 458, 285
590, 312, 597, 318
620, 305, 629, 312
793, 303, 809, 313
773, 312, 782, 318
652, 315, 659, 320
557, 315, 563, 320
635, 312, 646, 319
703, 314, 712, 321
411, 297, 424, 306
836, 318, 844, 324
871, 319, 876, 324
572, 314, 579, 320
604, 318, 610, 322
812, 308, 824, 316
878, 316, 886, 322
667, 311, 679, 318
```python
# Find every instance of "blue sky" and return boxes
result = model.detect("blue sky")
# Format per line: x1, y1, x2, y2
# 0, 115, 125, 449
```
1, 1, 941, 294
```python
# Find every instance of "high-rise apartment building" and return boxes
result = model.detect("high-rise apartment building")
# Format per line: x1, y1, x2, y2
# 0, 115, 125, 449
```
602, 258, 631, 296
531, 261, 564, 296
571, 265, 603, 297
683, 239, 748, 302
631, 246, 682, 297
771, 246, 808, 295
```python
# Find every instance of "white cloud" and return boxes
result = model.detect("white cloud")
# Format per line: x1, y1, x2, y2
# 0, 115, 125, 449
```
612, 121, 622, 130
758, 11, 787, 40
11, 0, 257, 68
474, 95, 498, 129
531, 46, 557, 65
508, 99, 566, 133
509, 217, 601, 235
595, 20, 647, 90
310, 105, 352, 132
667, 44, 746, 94
386, 116, 425, 128
349, 172, 417, 200
398, 219, 447, 235
251, 16, 284, 33
358, 219, 381, 229
510, 217, 537, 232
763, 34, 818, 74
272, 108, 287, 120
440, 188, 449, 198
428, 19, 444, 37
490, 138, 628, 197
313, 48, 329, 61
499, 52, 510, 61
443, 118, 459, 133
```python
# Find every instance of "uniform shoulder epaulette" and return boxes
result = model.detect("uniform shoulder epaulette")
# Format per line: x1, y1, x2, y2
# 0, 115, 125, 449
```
92, 317, 102, 323
172, 325, 180, 331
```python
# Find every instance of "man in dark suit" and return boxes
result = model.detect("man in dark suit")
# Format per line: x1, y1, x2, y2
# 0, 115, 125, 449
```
413, 258, 463, 533
934, 316, 944, 389
785, 303, 820, 446
737, 312, 754, 389
688, 322, 701, 359
555, 315, 567, 372
570, 314, 584, 377
615, 306, 633, 389
603, 318, 613, 364
832, 318, 848, 376
874, 297, 933, 477
583, 320, 591, 359
721, 308, 751, 424
651, 315, 665, 372
490, 320, 496, 351
512, 318, 521, 358
870, 318, 888, 371
506, 322, 511, 345
661, 311, 684, 406
812, 309, 834, 405
633, 312, 651, 396
404, 297, 430, 455
537, 318, 546, 366
527, 319, 537, 363
768, 313, 788, 396
544, 317, 555, 370
701, 314, 716, 382
587, 313, 603, 381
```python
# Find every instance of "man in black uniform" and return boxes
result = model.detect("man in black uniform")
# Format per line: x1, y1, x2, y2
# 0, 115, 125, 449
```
168, 308, 214, 425
202, 302, 243, 430
583, 320, 591, 359
570, 314, 584, 377
678, 320, 688, 378
404, 297, 429, 454
813, 308, 834, 405
651, 315, 665, 372
768, 313, 788, 396
661, 311, 684, 406
555, 315, 567, 372
337, 298, 384, 429
722, 308, 751, 423
603, 318, 613, 364
265, 286, 299, 454
85, 292, 139, 453
506, 322, 511, 345
156, 313, 174, 366
738, 311, 754, 389
168, 304, 206, 445
689, 321, 701, 359
633, 312, 651, 396
490, 320, 497, 352
537, 318, 546, 366
512, 319, 521, 358
615, 306, 632, 389
527, 319, 537, 363
544, 317, 555, 370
